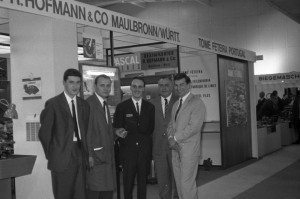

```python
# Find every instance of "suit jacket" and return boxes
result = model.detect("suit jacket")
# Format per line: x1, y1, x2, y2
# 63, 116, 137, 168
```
256, 98, 266, 112
86, 94, 116, 191
39, 92, 90, 172
150, 95, 178, 157
113, 98, 155, 161
168, 93, 205, 157
292, 96, 300, 128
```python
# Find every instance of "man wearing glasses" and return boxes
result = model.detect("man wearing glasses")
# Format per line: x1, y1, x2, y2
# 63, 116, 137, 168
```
114, 77, 155, 199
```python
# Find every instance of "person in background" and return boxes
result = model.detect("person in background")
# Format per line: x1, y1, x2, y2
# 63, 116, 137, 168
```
39, 68, 90, 199
86, 75, 116, 199
256, 91, 266, 114
150, 76, 179, 199
113, 77, 155, 199
282, 93, 292, 107
167, 73, 206, 199
292, 91, 300, 144
257, 92, 280, 121
272, 90, 284, 111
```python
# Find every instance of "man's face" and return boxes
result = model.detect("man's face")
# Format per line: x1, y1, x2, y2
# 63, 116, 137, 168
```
130, 79, 145, 100
174, 78, 191, 97
259, 92, 265, 98
95, 77, 111, 99
158, 78, 173, 98
63, 76, 81, 98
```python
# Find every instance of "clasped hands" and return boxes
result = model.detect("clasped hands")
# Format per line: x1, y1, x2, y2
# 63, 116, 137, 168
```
115, 128, 128, 138
167, 125, 181, 151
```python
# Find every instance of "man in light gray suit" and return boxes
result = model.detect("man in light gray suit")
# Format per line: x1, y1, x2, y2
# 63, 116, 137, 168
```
150, 76, 178, 199
167, 73, 206, 199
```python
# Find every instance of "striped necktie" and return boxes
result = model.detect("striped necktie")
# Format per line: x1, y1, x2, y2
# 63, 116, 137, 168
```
103, 101, 108, 124
164, 98, 168, 118
71, 100, 81, 146
136, 102, 140, 115
175, 98, 182, 121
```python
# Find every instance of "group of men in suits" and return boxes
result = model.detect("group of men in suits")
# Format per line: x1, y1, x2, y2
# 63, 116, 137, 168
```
39, 68, 206, 199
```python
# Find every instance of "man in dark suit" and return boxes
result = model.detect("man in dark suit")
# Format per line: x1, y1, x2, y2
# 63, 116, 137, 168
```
86, 75, 116, 199
113, 77, 155, 199
150, 76, 178, 199
256, 91, 266, 113
39, 68, 90, 199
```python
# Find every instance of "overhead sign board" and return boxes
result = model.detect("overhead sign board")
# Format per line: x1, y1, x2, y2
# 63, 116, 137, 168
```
0, 0, 256, 61
256, 72, 300, 83
141, 49, 177, 70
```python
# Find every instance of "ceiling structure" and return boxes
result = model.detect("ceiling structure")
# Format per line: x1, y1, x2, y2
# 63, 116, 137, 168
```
265, 0, 300, 24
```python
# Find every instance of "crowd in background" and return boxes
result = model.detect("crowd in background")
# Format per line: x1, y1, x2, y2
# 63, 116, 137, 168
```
256, 89, 300, 144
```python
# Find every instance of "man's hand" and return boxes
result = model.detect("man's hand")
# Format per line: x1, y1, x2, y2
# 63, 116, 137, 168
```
115, 128, 128, 138
168, 136, 181, 151
167, 125, 174, 137
88, 156, 94, 169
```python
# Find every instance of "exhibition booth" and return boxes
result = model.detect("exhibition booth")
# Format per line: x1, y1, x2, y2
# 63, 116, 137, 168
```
255, 71, 300, 157
0, 0, 257, 198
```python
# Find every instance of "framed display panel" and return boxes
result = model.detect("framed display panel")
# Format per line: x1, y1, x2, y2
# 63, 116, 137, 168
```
218, 55, 252, 168
79, 63, 122, 117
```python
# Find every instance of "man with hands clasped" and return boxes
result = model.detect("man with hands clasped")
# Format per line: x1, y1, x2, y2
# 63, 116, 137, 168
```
150, 76, 179, 199
113, 77, 155, 199
86, 75, 116, 199
167, 73, 206, 199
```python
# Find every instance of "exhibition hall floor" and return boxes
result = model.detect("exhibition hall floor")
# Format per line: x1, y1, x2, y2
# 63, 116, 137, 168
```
114, 144, 300, 199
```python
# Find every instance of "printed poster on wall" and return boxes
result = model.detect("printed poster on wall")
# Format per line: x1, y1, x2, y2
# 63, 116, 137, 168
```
83, 33, 103, 60
22, 77, 42, 100
180, 54, 219, 122
226, 63, 247, 127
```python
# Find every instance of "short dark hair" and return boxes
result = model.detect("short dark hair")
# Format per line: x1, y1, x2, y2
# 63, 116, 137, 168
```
174, 73, 191, 84
272, 90, 278, 95
131, 76, 146, 87
63, 68, 82, 81
94, 74, 111, 85
158, 75, 173, 82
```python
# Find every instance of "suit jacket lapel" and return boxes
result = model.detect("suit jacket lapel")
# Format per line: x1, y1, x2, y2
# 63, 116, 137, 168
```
177, 93, 193, 119
129, 99, 139, 118
92, 94, 105, 114
155, 98, 163, 116
92, 94, 110, 125
59, 93, 72, 117
139, 99, 145, 117
76, 96, 83, 126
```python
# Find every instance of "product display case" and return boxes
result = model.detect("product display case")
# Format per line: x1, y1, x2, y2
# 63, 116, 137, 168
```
0, 120, 14, 159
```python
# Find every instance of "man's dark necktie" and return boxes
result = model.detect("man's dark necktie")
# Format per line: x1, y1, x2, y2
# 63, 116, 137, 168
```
103, 101, 108, 124
136, 102, 140, 115
71, 100, 81, 146
175, 98, 182, 121
164, 98, 168, 118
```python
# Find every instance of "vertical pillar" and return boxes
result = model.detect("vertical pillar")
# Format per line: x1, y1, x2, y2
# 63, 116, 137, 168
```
9, 10, 77, 199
